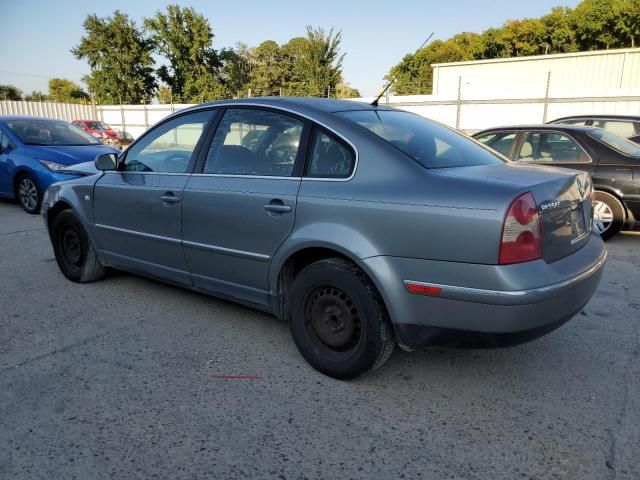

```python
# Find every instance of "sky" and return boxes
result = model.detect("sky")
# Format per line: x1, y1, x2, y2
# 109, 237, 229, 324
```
1, 0, 582, 97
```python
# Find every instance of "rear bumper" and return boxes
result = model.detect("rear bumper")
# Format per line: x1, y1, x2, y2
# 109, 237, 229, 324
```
363, 232, 607, 350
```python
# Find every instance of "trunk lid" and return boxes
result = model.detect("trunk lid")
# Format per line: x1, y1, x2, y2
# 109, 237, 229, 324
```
433, 163, 594, 263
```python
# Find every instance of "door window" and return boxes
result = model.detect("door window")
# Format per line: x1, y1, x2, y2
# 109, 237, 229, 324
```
475, 132, 517, 157
122, 110, 213, 173
516, 132, 589, 163
592, 120, 638, 139
555, 119, 587, 127
203, 109, 304, 177
307, 130, 355, 178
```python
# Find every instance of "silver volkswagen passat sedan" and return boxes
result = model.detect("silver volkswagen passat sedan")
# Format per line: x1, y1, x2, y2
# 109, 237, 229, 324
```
42, 98, 606, 379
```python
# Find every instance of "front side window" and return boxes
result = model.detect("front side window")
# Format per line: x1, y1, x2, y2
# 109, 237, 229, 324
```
307, 130, 355, 178
475, 132, 517, 157
5, 119, 101, 146
516, 132, 589, 163
337, 110, 505, 168
204, 108, 304, 177
123, 110, 213, 173
592, 120, 638, 139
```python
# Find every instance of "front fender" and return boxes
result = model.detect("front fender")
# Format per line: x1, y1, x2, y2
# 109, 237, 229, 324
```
42, 175, 102, 249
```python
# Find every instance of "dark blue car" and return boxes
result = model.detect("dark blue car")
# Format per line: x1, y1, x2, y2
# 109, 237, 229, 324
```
0, 116, 119, 213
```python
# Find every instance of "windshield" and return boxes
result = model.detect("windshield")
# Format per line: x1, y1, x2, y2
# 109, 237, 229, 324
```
86, 121, 110, 130
6, 119, 101, 146
337, 110, 506, 168
588, 128, 640, 157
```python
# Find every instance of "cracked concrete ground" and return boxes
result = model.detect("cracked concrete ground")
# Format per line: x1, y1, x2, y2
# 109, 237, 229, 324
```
0, 199, 638, 479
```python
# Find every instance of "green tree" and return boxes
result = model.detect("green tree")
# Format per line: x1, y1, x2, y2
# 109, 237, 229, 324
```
157, 84, 173, 104
300, 27, 344, 97
219, 44, 252, 98
613, 0, 640, 47
48, 78, 89, 103
335, 82, 360, 98
572, 0, 620, 49
72, 11, 156, 103
540, 7, 578, 53
0, 84, 23, 100
248, 40, 286, 96
24, 91, 48, 102
495, 18, 546, 57
144, 4, 224, 102
385, 39, 471, 95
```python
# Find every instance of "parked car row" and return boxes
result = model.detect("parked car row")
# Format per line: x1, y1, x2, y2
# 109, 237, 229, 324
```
40, 98, 607, 379
0, 116, 119, 213
474, 121, 640, 240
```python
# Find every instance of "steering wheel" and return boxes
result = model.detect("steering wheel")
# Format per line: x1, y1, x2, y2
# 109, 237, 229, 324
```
164, 153, 190, 173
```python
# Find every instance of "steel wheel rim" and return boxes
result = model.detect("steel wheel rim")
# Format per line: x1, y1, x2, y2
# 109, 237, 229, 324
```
304, 286, 362, 352
18, 178, 38, 210
593, 200, 613, 234
59, 225, 85, 269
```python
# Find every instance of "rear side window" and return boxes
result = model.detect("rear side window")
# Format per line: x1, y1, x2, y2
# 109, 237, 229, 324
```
588, 129, 640, 157
592, 120, 638, 139
516, 132, 590, 163
337, 110, 504, 168
553, 118, 587, 127
306, 130, 355, 178
475, 132, 516, 157
204, 108, 304, 177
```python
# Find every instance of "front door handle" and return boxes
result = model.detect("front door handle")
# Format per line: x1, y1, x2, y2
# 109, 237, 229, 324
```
264, 199, 292, 214
161, 192, 181, 204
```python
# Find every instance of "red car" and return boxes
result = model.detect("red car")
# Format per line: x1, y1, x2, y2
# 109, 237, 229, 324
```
72, 120, 121, 149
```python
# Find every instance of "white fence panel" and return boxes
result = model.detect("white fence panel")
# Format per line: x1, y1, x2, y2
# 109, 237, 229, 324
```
0, 100, 96, 122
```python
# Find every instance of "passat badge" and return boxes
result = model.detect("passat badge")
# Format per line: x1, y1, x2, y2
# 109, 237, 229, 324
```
540, 201, 560, 211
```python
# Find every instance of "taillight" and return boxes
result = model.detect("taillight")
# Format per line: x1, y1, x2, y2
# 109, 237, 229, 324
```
499, 192, 541, 265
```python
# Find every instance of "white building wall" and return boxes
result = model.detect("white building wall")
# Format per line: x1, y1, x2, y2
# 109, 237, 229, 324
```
433, 48, 640, 99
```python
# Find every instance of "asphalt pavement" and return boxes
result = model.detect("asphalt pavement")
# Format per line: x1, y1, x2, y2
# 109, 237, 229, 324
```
0, 199, 638, 479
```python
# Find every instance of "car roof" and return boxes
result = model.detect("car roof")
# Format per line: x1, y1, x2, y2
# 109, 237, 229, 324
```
473, 124, 598, 136
550, 114, 640, 122
0, 115, 70, 122
186, 96, 393, 115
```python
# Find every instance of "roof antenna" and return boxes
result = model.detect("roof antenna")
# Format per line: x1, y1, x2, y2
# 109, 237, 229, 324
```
371, 32, 434, 107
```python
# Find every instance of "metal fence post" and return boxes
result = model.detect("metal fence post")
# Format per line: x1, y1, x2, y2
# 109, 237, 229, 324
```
455, 76, 462, 130
120, 101, 126, 136
542, 71, 552, 123
143, 100, 149, 130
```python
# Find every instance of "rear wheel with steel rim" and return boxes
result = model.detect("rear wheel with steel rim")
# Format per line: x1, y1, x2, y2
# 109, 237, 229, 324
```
593, 191, 625, 241
16, 175, 41, 214
288, 258, 395, 380
51, 209, 106, 283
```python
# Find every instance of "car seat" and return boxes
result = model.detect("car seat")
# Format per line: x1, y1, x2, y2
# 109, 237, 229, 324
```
519, 141, 534, 161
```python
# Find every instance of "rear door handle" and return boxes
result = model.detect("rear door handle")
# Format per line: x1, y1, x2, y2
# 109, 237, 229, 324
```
264, 204, 292, 213
161, 192, 181, 204
264, 199, 292, 213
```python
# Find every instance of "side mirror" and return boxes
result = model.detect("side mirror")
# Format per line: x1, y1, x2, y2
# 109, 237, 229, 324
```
95, 153, 118, 171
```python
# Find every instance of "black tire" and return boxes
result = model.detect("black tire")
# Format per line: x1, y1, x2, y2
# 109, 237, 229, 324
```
15, 174, 41, 214
51, 210, 106, 283
288, 258, 395, 380
593, 191, 625, 241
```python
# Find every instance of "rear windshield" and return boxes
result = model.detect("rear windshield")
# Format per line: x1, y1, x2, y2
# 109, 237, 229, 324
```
337, 110, 506, 168
588, 128, 640, 157
6, 119, 100, 146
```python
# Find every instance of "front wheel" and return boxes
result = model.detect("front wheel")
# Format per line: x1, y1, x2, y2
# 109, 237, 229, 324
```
593, 191, 625, 241
16, 174, 41, 214
51, 210, 106, 283
288, 258, 395, 380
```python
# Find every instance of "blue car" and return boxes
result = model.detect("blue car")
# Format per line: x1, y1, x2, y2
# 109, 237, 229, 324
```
0, 116, 119, 213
